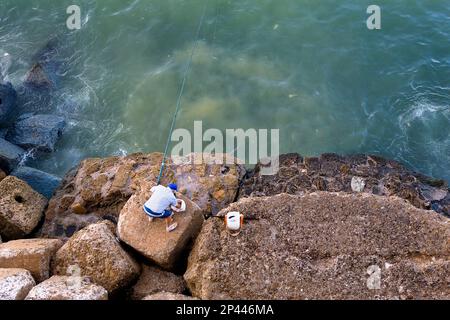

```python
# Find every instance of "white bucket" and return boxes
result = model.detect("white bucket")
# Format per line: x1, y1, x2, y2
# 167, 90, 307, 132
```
225, 211, 243, 232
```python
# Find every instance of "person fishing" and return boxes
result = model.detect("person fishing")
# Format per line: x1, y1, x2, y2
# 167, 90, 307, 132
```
143, 183, 183, 232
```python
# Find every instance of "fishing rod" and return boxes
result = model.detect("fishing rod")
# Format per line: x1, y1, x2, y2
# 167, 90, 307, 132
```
157, 0, 210, 185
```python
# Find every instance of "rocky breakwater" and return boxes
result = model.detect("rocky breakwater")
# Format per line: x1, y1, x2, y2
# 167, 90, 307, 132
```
0, 39, 65, 200
239, 153, 450, 217
41, 152, 244, 239
185, 192, 450, 300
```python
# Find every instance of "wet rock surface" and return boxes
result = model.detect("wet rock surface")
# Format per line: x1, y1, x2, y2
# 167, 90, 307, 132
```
0, 82, 17, 125
41, 153, 243, 239
185, 192, 450, 300
239, 153, 450, 217
6, 114, 65, 152
11, 166, 62, 199
0, 138, 25, 173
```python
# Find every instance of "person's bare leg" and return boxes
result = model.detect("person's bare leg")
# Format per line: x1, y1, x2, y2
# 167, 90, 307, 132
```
148, 216, 154, 223
166, 215, 178, 232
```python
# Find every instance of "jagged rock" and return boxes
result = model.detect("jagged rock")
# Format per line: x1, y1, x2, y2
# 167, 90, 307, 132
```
0, 268, 36, 300
25, 276, 108, 300
11, 166, 62, 199
239, 153, 449, 217
142, 292, 199, 300
0, 176, 48, 240
0, 138, 25, 173
6, 114, 65, 152
41, 153, 243, 239
130, 264, 186, 300
0, 82, 17, 125
0, 239, 63, 282
118, 181, 204, 271
0, 169, 5, 182
185, 192, 450, 300
52, 220, 140, 293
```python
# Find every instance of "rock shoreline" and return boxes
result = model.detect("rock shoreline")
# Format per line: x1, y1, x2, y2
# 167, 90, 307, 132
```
0, 151, 449, 300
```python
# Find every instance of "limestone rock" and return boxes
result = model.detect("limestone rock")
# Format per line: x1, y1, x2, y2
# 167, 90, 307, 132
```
52, 220, 140, 293
0, 176, 48, 240
6, 114, 65, 152
25, 276, 108, 300
0, 268, 36, 300
0, 138, 25, 173
11, 166, 62, 199
130, 264, 186, 300
0, 239, 62, 282
118, 181, 204, 270
239, 153, 449, 217
185, 192, 450, 300
41, 152, 243, 239
142, 292, 199, 300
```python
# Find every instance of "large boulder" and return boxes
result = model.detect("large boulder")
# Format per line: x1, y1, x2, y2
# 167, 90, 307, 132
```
0, 239, 63, 282
0, 82, 17, 125
118, 181, 204, 271
0, 268, 36, 300
142, 292, 199, 300
130, 264, 186, 300
0, 138, 25, 173
11, 166, 62, 199
6, 114, 65, 152
25, 276, 108, 300
239, 153, 450, 217
0, 176, 48, 240
52, 220, 140, 293
41, 153, 243, 239
185, 192, 450, 300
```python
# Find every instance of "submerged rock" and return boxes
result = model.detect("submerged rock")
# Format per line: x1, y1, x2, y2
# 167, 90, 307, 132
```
0, 268, 36, 300
239, 153, 450, 216
0, 239, 63, 282
118, 180, 204, 271
11, 166, 62, 199
185, 192, 450, 300
6, 114, 65, 152
52, 220, 140, 293
41, 153, 243, 239
0, 138, 25, 173
0, 82, 17, 125
25, 276, 108, 300
0, 176, 47, 240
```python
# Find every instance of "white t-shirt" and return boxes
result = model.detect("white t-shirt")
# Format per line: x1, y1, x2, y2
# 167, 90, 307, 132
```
144, 185, 178, 214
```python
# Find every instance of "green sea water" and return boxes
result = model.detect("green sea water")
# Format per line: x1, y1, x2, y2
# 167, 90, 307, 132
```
0, 0, 449, 181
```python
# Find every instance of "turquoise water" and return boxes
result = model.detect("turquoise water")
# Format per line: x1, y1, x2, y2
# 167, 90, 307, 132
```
0, 0, 449, 181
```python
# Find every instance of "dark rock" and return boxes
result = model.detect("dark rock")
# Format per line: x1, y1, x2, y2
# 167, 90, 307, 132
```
11, 166, 62, 199
6, 114, 65, 152
0, 82, 17, 125
239, 153, 450, 217
0, 138, 25, 173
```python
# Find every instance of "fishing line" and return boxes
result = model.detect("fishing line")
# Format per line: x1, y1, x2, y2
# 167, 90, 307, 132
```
157, 0, 211, 184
